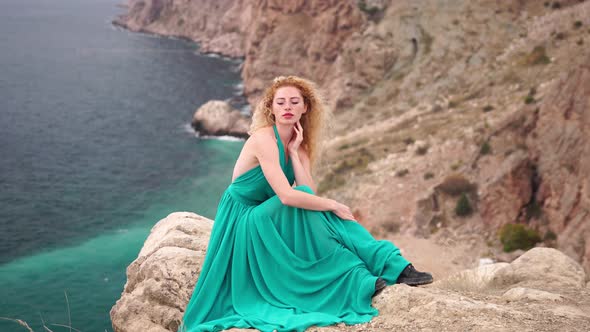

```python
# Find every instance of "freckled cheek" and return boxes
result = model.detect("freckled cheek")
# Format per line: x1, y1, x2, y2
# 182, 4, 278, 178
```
294, 104, 305, 113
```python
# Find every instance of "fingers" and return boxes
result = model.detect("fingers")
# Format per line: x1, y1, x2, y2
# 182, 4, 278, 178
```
340, 212, 357, 222
335, 204, 357, 222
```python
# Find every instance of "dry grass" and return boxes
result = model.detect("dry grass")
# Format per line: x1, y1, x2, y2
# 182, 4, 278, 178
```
434, 263, 507, 293
519, 45, 551, 66
0, 290, 92, 332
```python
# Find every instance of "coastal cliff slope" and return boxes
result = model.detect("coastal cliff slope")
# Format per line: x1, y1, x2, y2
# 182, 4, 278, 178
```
114, 0, 590, 274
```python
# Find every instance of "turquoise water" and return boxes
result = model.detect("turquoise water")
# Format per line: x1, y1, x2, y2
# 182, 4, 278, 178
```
0, 0, 245, 330
0, 138, 242, 331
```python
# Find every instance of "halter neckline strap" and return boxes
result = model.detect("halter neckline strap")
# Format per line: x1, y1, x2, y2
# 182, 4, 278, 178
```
273, 124, 289, 166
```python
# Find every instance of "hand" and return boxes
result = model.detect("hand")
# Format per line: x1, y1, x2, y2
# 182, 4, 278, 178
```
330, 199, 357, 222
287, 120, 304, 155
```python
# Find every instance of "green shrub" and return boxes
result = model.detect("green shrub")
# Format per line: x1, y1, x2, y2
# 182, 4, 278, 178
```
450, 162, 461, 171
524, 95, 535, 104
554, 32, 566, 40
544, 229, 557, 241
334, 148, 374, 173
448, 99, 459, 108
357, 0, 381, 15
525, 199, 542, 220
482, 105, 494, 112
528, 87, 537, 96
480, 141, 492, 155
415, 145, 429, 155
423, 172, 435, 180
437, 173, 476, 196
499, 223, 541, 252
383, 222, 400, 233
455, 193, 473, 217
522, 46, 550, 66
574, 21, 583, 29
396, 168, 409, 177
403, 137, 415, 145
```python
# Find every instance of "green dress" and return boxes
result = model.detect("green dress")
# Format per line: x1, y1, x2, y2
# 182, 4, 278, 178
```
179, 124, 410, 332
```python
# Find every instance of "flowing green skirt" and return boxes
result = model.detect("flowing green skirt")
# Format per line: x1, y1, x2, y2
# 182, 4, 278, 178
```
178, 185, 410, 332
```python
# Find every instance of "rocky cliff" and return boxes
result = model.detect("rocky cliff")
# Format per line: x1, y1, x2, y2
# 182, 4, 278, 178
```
114, 0, 364, 107
113, 0, 590, 273
110, 212, 590, 332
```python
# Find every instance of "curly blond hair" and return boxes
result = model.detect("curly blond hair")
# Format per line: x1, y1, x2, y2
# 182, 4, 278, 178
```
248, 76, 332, 171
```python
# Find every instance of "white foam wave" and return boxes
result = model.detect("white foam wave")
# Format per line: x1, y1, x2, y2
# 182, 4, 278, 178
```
180, 123, 245, 141
200, 135, 245, 142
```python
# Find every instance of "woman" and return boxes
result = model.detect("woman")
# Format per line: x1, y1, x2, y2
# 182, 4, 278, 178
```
179, 76, 432, 332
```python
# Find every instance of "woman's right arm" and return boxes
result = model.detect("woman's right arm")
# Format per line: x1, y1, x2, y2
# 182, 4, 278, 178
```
252, 131, 356, 221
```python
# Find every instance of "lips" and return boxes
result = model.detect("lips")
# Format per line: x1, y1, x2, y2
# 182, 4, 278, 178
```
283, 113, 294, 117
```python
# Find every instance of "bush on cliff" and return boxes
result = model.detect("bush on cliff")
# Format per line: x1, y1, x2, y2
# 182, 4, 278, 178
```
499, 223, 541, 252
437, 173, 477, 196
455, 193, 473, 217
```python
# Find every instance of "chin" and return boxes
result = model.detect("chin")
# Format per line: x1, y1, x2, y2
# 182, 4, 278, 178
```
278, 117, 299, 124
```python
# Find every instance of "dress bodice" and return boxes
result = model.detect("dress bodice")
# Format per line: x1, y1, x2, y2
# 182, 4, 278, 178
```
226, 124, 295, 205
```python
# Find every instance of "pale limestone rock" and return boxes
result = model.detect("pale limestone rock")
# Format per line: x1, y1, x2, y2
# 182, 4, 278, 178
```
502, 287, 565, 302
191, 100, 250, 138
491, 247, 587, 289
549, 306, 590, 319
110, 212, 213, 332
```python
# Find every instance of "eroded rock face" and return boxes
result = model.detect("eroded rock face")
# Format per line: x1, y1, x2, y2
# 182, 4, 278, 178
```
115, 0, 365, 107
191, 100, 250, 138
111, 214, 590, 332
477, 57, 590, 274
527, 59, 590, 273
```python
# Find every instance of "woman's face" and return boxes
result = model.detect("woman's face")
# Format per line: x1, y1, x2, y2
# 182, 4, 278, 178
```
271, 86, 307, 125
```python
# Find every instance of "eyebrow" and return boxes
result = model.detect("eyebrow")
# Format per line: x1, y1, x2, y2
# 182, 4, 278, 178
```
275, 97, 301, 101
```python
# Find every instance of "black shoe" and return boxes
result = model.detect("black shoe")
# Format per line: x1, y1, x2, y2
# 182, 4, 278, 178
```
372, 277, 387, 298
396, 264, 433, 286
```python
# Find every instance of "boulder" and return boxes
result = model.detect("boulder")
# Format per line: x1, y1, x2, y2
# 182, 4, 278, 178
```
110, 212, 213, 332
502, 287, 565, 303
191, 100, 250, 138
490, 247, 587, 289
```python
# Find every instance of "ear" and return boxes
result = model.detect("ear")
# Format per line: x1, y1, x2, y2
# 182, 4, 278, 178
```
303, 103, 309, 114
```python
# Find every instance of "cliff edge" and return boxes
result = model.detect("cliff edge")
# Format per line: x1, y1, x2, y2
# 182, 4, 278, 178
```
110, 212, 590, 332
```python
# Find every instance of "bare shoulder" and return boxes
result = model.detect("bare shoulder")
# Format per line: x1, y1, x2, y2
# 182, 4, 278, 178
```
249, 126, 275, 149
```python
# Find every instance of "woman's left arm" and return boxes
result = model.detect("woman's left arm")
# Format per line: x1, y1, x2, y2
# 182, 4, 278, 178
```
290, 147, 316, 193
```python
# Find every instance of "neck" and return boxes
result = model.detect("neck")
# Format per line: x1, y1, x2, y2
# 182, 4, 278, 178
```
275, 123, 293, 145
